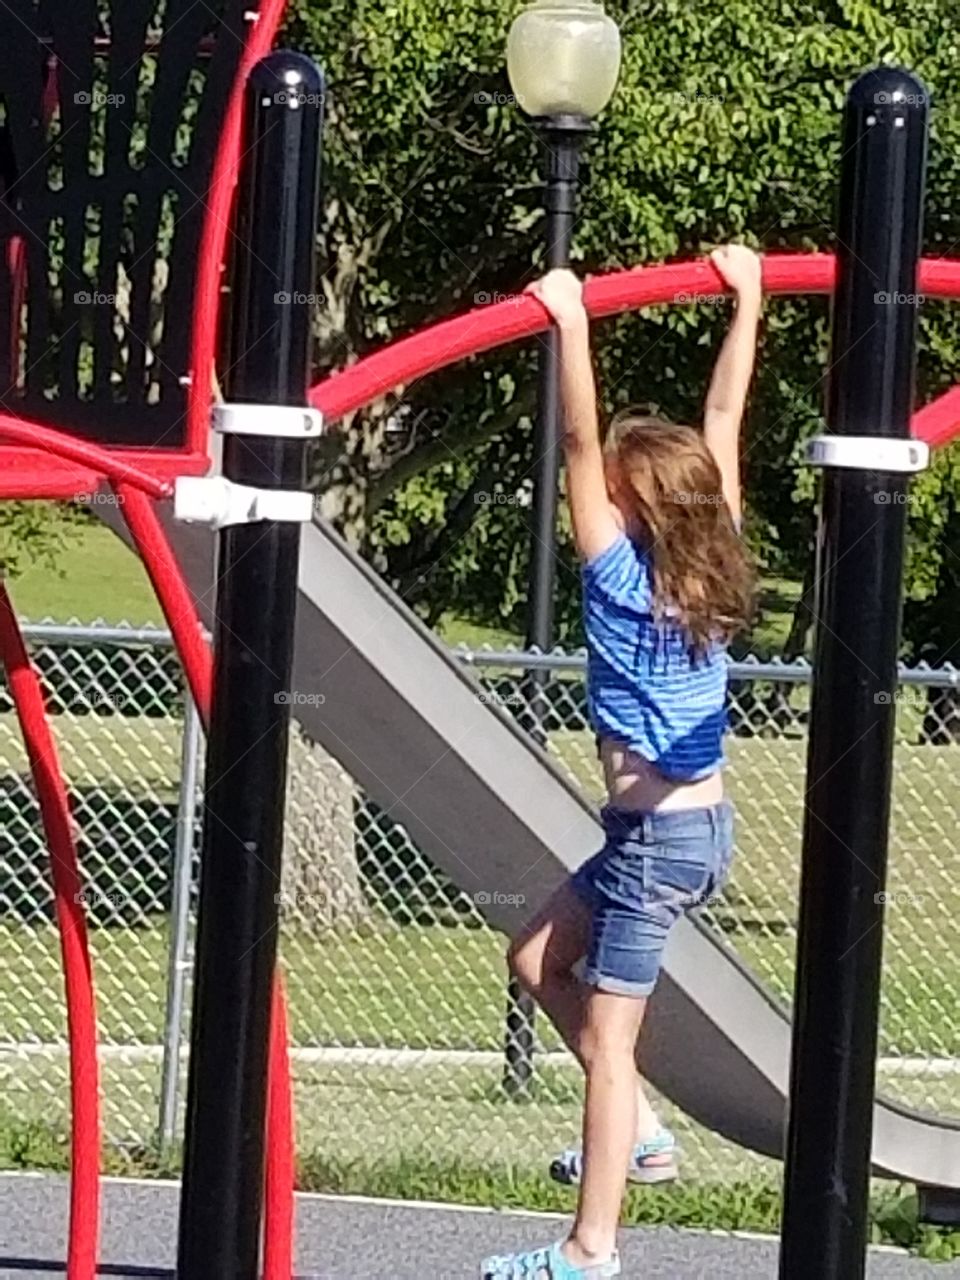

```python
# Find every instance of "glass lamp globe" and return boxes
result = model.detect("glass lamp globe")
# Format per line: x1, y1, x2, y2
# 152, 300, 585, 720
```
507, 0, 622, 120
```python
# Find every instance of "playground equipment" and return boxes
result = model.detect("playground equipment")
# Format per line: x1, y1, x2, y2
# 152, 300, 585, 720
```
1, 7, 960, 1279
0, 4, 307, 1277
780, 69, 932, 1279
105, 265, 960, 1271
173, 50, 323, 1280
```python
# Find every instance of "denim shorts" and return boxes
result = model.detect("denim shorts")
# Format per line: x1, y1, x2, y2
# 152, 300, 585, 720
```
570, 802, 735, 998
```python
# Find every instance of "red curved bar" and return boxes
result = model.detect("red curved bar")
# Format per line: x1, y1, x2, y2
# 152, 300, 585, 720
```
263, 974, 295, 1280
310, 253, 960, 451
913, 385, 960, 449
0, 448, 209, 503
187, 0, 289, 460
0, 583, 100, 1280
115, 486, 214, 720
0, 415, 174, 499
308, 254, 834, 422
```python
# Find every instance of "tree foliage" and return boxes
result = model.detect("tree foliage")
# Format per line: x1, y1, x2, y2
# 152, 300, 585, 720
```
3, 4, 958, 654
0, 504, 87, 584
286, 0, 960, 656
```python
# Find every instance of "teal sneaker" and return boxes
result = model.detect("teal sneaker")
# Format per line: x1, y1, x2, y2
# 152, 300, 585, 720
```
480, 1240, 621, 1279
550, 1126, 678, 1186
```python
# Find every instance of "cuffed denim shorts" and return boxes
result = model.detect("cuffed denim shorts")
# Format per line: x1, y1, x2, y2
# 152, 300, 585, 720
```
570, 802, 735, 998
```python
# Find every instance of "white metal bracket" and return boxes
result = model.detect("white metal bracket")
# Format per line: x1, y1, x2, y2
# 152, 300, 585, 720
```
174, 476, 314, 531
213, 403, 324, 439
806, 435, 930, 474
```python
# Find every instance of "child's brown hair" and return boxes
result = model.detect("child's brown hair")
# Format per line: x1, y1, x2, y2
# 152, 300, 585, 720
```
604, 412, 755, 649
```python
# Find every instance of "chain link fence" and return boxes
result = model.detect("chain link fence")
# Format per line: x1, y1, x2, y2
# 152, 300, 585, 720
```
2, 623, 959, 1188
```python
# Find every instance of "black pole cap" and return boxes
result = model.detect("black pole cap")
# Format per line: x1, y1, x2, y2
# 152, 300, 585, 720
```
225, 48, 325, 412
827, 64, 930, 437
846, 65, 930, 116
247, 49, 325, 102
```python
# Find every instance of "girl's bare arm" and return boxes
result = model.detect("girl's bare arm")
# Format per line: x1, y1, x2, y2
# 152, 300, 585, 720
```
703, 246, 763, 527
527, 271, 620, 562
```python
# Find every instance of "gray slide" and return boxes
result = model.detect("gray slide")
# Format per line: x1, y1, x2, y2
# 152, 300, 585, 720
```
105, 503, 960, 1189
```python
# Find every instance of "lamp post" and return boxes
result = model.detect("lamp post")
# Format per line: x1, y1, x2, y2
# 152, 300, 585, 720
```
502, 0, 622, 1098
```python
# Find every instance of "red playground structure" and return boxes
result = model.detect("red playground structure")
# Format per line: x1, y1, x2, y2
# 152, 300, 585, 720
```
1, 7, 960, 1278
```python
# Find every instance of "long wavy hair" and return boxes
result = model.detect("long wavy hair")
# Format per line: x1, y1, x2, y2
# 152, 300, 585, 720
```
604, 412, 755, 649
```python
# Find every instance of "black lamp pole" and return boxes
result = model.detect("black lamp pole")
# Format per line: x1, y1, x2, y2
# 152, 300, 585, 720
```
525, 114, 592, 651
504, 114, 591, 1098
779, 67, 929, 1280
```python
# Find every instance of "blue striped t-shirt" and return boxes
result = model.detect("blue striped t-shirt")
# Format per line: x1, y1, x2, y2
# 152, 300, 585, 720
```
583, 534, 730, 781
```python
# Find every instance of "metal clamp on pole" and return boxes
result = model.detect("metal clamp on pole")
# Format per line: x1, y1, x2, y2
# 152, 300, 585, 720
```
213, 403, 324, 438
174, 475, 314, 530
806, 435, 930, 473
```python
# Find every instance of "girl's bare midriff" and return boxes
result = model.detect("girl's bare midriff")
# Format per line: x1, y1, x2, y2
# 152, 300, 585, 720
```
600, 737, 725, 812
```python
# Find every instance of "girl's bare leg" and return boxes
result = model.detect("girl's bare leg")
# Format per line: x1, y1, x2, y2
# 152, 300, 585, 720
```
507, 885, 667, 1145
568, 990, 647, 1264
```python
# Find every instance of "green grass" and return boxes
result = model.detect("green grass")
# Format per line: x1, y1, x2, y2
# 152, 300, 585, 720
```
0, 710, 183, 794
743, 575, 804, 658
0, 920, 527, 1048
4, 542, 958, 1253
439, 614, 525, 651
9, 524, 160, 624
1, 1046, 777, 1189
3, 723, 958, 1063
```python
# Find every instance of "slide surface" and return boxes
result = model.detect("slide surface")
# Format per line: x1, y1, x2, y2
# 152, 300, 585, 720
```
107, 503, 960, 1188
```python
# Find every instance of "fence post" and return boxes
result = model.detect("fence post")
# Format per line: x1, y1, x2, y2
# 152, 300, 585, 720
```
158, 689, 203, 1152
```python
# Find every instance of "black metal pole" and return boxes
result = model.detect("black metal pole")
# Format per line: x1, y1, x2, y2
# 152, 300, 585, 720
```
526, 115, 591, 648
779, 68, 928, 1280
504, 114, 590, 1098
177, 52, 324, 1280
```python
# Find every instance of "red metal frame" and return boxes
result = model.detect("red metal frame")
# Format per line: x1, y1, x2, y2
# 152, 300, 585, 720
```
5, 251, 960, 503
0, 441, 208, 501
309, 253, 960, 450
0, 7, 298, 1278
0, 582, 100, 1280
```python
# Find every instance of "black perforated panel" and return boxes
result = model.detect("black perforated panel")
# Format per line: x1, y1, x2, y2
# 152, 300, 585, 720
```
0, 0, 251, 446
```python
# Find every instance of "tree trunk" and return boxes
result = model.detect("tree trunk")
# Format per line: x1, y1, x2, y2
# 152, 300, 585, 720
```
280, 722, 369, 930
782, 559, 817, 663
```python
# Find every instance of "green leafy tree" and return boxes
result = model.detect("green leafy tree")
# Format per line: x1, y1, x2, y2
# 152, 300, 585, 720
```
0, 504, 87, 587
284, 0, 960, 656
